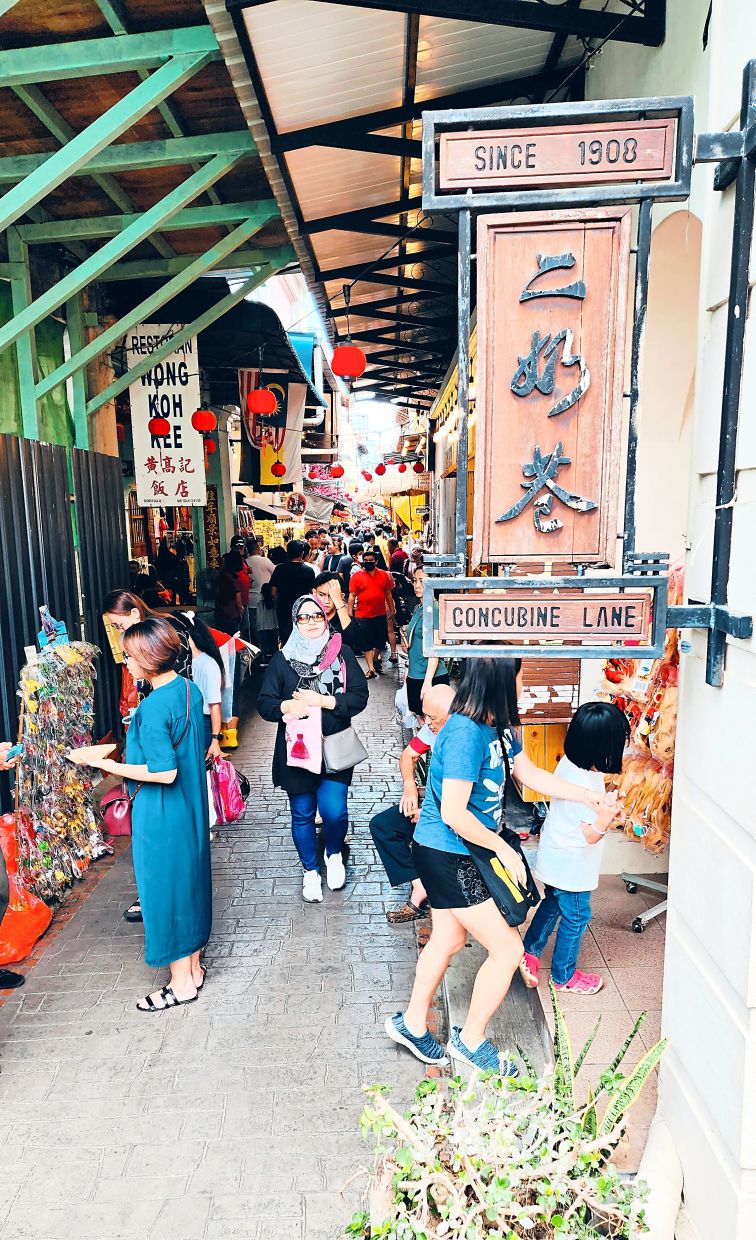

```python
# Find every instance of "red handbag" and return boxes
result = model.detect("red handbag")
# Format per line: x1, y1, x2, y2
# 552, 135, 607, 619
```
100, 681, 192, 837
100, 783, 139, 837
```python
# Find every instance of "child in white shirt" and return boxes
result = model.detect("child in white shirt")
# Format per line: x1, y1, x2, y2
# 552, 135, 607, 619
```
521, 702, 629, 996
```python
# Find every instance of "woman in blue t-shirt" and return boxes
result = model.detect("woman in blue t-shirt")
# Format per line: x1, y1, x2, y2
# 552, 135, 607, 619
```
386, 658, 607, 1073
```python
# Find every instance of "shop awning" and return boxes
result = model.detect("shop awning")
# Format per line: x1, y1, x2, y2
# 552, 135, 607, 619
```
205, 0, 665, 413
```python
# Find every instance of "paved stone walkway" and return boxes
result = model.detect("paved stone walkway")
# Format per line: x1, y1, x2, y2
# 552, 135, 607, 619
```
0, 669, 426, 1240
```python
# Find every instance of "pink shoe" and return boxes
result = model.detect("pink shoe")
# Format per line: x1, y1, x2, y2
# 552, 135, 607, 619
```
519, 952, 540, 988
553, 969, 604, 995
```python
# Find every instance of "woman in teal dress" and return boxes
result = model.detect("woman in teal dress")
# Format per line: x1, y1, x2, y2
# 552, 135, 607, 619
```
77, 618, 211, 1011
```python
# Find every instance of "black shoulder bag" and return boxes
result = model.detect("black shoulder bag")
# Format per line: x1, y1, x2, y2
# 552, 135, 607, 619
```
460, 728, 541, 927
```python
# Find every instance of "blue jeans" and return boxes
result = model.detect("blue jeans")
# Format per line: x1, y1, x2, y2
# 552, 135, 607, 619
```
523, 886, 593, 985
288, 780, 349, 872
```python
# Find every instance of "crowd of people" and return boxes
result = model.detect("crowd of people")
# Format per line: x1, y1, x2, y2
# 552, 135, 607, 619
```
0, 520, 629, 1073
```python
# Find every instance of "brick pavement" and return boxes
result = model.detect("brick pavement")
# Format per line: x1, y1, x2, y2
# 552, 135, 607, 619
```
0, 668, 426, 1240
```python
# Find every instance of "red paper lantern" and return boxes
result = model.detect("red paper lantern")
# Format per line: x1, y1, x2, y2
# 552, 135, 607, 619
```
191, 408, 216, 434
367, 506, 375, 515
270, 460, 286, 478
413, 461, 424, 474
374, 462, 386, 476
330, 463, 344, 479
331, 343, 366, 382
148, 416, 170, 438
362, 471, 373, 482
308, 468, 317, 479
246, 388, 277, 416
115, 422, 126, 443
397, 462, 407, 474
204, 439, 217, 455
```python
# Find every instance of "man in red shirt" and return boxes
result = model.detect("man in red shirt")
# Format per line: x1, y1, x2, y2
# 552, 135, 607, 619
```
348, 547, 395, 678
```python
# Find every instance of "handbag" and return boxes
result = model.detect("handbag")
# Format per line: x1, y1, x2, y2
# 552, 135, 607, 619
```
429, 726, 540, 928
99, 680, 192, 838
322, 725, 368, 773
208, 756, 245, 824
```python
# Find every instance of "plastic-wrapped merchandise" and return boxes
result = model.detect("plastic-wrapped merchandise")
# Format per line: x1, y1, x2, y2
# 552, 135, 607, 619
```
0, 813, 53, 964
14, 641, 111, 904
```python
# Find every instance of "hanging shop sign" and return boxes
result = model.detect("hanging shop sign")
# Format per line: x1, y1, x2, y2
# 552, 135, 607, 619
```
439, 119, 676, 194
423, 96, 693, 211
127, 324, 206, 508
437, 589, 652, 644
203, 484, 222, 572
473, 207, 631, 568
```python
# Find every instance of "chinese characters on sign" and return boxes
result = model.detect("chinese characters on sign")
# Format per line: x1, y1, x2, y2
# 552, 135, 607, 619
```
203, 484, 222, 571
127, 324, 206, 508
473, 208, 631, 566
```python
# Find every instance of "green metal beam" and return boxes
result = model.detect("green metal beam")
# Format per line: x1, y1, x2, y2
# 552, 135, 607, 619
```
102, 243, 295, 281
0, 54, 212, 233
93, 2, 233, 232
35, 210, 278, 400
0, 152, 243, 355
12, 83, 174, 260
87, 263, 288, 416
7, 230, 39, 439
18, 200, 276, 243
0, 26, 220, 86
66, 293, 90, 449
0, 0, 23, 16
0, 131, 255, 184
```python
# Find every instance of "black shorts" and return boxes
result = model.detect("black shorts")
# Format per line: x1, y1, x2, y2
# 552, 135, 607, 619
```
406, 674, 450, 716
357, 615, 388, 652
412, 841, 491, 910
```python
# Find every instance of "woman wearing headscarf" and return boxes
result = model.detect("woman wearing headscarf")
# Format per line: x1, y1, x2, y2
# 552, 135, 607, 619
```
257, 595, 369, 903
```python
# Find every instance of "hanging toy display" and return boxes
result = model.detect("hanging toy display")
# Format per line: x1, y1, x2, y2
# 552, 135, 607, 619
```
598, 567, 683, 854
14, 609, 110, 905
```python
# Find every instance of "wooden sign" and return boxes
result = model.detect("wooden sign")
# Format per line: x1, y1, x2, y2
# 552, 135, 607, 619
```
439, 118, 676, 192
438, 590, 652, 644
473, 207, 631, 567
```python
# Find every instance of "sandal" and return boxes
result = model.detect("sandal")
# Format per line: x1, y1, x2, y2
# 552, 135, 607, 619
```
123, 900, 143, 923
136, 985, 198, 1012
197, 964, 207, 991
386, 899, 430, 924
366, 671, 377, 680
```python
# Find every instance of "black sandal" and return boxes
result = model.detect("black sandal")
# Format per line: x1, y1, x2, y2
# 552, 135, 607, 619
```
123, 901, 143, 923
136, 985, 198, 1012
197, 964, 207, 991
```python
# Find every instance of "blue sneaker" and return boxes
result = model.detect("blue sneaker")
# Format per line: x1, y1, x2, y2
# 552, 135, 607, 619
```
385, 1013, 449, 1065
447, 1027, 518, 1077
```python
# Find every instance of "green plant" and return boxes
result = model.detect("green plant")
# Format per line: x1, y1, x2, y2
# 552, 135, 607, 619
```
345, 983, 665, 1239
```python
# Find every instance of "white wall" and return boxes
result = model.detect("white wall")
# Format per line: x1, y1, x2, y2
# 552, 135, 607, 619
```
588, 4, 756, 1237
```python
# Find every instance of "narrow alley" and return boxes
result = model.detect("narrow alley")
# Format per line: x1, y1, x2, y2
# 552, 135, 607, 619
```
0, 672, 425, 1240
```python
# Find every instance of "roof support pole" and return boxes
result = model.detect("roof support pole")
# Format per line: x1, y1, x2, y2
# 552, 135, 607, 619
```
6, 229, 39, 440
87, 261, 290, 416
0, 133, 255, 185
65, 292, 90, 450
35, 209, 278, 400
0, 52, 212, 233
0, 152, 243, 355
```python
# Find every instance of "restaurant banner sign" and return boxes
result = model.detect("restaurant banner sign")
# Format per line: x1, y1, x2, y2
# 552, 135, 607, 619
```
473, 207, 632, 568
128, 324, 206, 508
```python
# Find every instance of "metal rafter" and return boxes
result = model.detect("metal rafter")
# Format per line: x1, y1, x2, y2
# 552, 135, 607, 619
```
0, 152, 243, 353
304, 195, 424, 235
0, 27, 221, 86
0, 132, 255, 184
0, 55, 214, 231
241, 1, 665, 46
17, 201, 274, 242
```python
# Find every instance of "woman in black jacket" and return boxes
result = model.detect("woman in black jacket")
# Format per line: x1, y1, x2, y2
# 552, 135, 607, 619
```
257, 595, 369, 903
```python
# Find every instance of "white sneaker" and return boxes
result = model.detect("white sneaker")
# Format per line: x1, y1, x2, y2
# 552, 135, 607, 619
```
302, 870, 323, 903
325, 851, 346, 891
